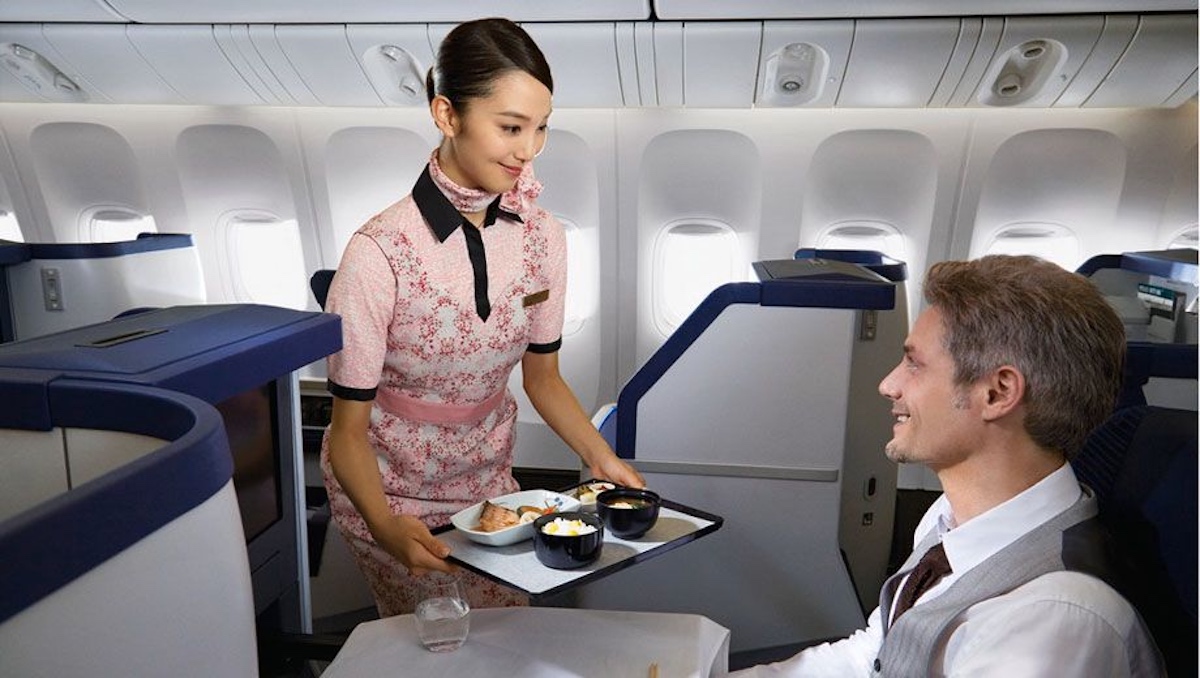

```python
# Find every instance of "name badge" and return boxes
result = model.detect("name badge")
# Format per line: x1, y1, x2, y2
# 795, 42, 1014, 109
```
522, 289, 550, 307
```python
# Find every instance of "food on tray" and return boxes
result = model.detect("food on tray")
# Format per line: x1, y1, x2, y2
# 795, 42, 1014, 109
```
606, 498, 652, 510
540, 517, 598, 536
475, 499, 562, 532
575, 481, 616, 504
477, 500, 521, 532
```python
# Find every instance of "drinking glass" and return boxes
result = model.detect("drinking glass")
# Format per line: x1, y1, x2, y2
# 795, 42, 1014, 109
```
414, 576, 470, 652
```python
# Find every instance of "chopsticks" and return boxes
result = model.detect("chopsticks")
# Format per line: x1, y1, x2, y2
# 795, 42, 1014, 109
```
648, 662, 659, 678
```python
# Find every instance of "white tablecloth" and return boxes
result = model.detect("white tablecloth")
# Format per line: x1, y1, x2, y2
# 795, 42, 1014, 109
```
321, 607, 731, 678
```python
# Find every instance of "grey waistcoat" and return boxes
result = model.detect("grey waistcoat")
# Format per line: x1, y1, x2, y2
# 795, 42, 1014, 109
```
871, 488, 1132, 676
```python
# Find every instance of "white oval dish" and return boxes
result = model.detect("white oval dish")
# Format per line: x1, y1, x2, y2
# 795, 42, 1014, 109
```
450, 489, 581, 546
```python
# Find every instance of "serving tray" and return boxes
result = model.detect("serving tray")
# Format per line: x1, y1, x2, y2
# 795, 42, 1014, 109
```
432, 482, 723, 600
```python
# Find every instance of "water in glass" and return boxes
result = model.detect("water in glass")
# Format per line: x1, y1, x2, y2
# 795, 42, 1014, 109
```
415, 580, 470, 652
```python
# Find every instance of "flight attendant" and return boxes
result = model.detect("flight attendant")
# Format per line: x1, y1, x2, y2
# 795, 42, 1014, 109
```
319, 17, 644, 616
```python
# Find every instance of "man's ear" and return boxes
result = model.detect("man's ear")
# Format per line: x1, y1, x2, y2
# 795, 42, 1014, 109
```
430, 95, 458, 137
981, 365, 1025, 422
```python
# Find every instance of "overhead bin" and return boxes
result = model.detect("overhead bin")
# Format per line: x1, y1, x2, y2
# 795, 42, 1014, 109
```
652, 0, 1198, 19
126, 25, 269, 106
1053, 14, 1140, 107
683, 23, 763, 108
95, 0, 652, 24
521, 23, 630, 108
1086, 13, 1199, 107
273, 26, 386, 107
1, 13, 1195, 108
640, 21, 766, 108
40, 24, 185, 105
7, 0, 1196, 23
836, 18, 963, 107
0, 0, 126, 23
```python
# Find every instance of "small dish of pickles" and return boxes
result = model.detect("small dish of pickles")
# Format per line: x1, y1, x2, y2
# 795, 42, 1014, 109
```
570, 481, 617, 511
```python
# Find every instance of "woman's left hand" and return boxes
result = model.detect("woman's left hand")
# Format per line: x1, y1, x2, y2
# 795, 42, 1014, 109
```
589, 452, 645, 489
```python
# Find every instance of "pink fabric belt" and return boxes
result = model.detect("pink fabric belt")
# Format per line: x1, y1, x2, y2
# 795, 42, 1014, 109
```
374, 387, 506, 425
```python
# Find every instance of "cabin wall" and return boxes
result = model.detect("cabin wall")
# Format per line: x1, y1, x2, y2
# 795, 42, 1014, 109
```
0, 101, 1194, 481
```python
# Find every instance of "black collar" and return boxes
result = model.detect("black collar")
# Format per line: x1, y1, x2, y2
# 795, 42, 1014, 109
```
413, 164, 523, 243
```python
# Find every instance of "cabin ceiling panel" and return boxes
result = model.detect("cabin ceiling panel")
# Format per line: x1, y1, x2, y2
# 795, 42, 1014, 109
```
651, 0, 1197, 19
0, 0, 126, 23
652, 23, 685, 107
41, 24, 185, 105
836, 18, 962, 108
521, 23, 627, 108
5, 0, 1197, 23
126, 25, 267, 105
273, 26, 384, 107
683, 22, 763, 108
1, 14, 1194, 108
1053, 14, 1139, 107
91, 0, 652, 24
1085, 13, 1199, 107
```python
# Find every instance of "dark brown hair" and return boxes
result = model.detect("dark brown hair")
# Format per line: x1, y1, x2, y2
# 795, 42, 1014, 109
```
425, 18, 553, 107
923, 255, 1125, 458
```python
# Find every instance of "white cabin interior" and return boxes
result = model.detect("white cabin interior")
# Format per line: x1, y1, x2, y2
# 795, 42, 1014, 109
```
0, 0, 1195, 674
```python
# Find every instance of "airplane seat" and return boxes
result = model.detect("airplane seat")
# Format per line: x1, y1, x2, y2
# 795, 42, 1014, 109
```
581, 252, 907, 653
1071, 404, 1198, 678
305, 267, 337, 593
0, 233, 207, 342
1078, 249, 1197, 411
310, 269, 336, 310
111, 306, 160, 319
0, 379, 258, 677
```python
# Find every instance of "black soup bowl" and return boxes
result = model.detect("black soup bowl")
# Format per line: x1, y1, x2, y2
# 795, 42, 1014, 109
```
596, 488, 661, 539
533, 511, 604, 569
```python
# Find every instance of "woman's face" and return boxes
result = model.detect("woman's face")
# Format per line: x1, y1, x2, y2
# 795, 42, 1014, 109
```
434, 70, 552, 196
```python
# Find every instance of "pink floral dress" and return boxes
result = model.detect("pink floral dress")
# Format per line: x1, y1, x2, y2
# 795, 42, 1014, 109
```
320, 152, 566, 616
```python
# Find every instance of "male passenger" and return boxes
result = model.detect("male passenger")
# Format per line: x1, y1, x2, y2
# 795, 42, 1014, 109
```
733, 255, 1164, 676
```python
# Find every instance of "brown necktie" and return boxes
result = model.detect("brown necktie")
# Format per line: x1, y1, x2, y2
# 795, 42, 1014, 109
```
892, 542, 952, 622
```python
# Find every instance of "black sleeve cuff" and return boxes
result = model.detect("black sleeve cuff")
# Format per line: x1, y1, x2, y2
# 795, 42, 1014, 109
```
526, 337, 562, 354
328, 379, 378, 402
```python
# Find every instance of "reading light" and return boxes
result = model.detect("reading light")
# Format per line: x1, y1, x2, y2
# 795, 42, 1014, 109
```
995, 73, 1023, 98
363, 44, 426, 106
0, 43, 86, 102
760, 42, 827, 106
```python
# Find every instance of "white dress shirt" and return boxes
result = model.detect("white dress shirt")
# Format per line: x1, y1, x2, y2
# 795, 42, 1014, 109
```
729, 464, 1164, 677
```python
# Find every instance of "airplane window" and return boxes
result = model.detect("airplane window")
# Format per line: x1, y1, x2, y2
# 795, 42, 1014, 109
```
558, 216, 595, 337
223, 211, 308, 310
815, 220, 907, 263
0, 209, 21, 242
82, 206, 157, 243
1167, 225, 1199, 251
652, 220, 743, 336
983, 222, 1080, 270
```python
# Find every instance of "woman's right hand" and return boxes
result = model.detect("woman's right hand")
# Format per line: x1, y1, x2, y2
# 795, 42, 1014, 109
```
328, 397, 454, 576
371, 514, 456, 576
